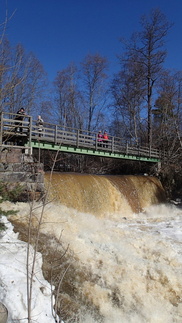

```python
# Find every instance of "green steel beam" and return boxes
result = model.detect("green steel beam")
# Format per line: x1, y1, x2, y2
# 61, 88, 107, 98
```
27, 140, 160, 163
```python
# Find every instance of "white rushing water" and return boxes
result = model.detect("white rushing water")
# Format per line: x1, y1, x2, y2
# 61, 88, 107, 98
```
1, 199, 182, 323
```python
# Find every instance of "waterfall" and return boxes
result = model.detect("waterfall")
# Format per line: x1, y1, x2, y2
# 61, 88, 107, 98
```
44, 173, 165, 217
6, 173, 182, 323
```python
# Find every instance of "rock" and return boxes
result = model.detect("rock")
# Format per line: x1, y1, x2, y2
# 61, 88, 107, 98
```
0, 302, 8, 323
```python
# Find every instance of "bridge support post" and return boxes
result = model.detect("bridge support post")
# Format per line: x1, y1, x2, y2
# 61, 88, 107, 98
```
157, 161, 161, 174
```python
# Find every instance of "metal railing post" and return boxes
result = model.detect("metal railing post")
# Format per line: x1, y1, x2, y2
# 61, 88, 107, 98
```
138, 144, 140, 157
96, 134, 98, 150
55, 125, 58, 143
76, 129, 79, 147
126, 142, 128, 155
0, 112, 3, 147
29, 116, 32, 155
112, 136, 114, 153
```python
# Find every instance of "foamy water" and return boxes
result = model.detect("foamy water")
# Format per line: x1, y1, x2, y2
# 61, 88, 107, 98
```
4, 200, 182, 323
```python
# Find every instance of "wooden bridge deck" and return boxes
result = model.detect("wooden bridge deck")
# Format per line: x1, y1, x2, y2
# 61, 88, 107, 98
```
0, 112, 160, 163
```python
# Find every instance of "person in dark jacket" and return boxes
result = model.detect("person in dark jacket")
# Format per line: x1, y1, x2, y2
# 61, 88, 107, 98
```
14, 108, 25, 133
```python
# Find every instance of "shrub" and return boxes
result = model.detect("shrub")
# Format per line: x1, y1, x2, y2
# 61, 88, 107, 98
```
0, 181, 24, 202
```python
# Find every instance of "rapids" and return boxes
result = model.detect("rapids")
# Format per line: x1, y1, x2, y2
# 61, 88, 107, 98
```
4, 173, 182, 323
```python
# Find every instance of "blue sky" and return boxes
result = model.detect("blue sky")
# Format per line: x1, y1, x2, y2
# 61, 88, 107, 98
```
1, 0, 182, 82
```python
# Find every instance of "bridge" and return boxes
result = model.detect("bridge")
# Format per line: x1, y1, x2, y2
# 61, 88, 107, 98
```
0, 112, 161, 163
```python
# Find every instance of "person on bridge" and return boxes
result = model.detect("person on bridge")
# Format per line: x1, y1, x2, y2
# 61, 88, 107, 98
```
14, 108, 25, 133
36, 115, 44, 137
97, 130, 103, 147
102, 130, 109, 148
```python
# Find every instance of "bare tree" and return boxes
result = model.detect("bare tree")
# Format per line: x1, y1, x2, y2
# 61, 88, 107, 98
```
118, 8, 172, 147
111, 57, 146, 144
0, 5, 16, 112
3, 43, 26, 113
154, 70, 182, 158
139, 9, 172, 146
80, 53, 108, 132
24, 52, 47, 115
0, 38, 11, 111
0, 38, 47, 115
54, 63, 84, 128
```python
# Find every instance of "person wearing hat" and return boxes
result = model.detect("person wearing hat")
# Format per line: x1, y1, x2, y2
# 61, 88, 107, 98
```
97, 130, 103, 147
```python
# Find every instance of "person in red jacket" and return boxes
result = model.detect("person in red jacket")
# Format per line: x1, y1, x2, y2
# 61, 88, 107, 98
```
97, 130, 103, 147
103, 130, 108, 148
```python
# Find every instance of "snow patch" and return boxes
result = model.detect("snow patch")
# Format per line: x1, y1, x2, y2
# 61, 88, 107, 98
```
0, 216, 56, 323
